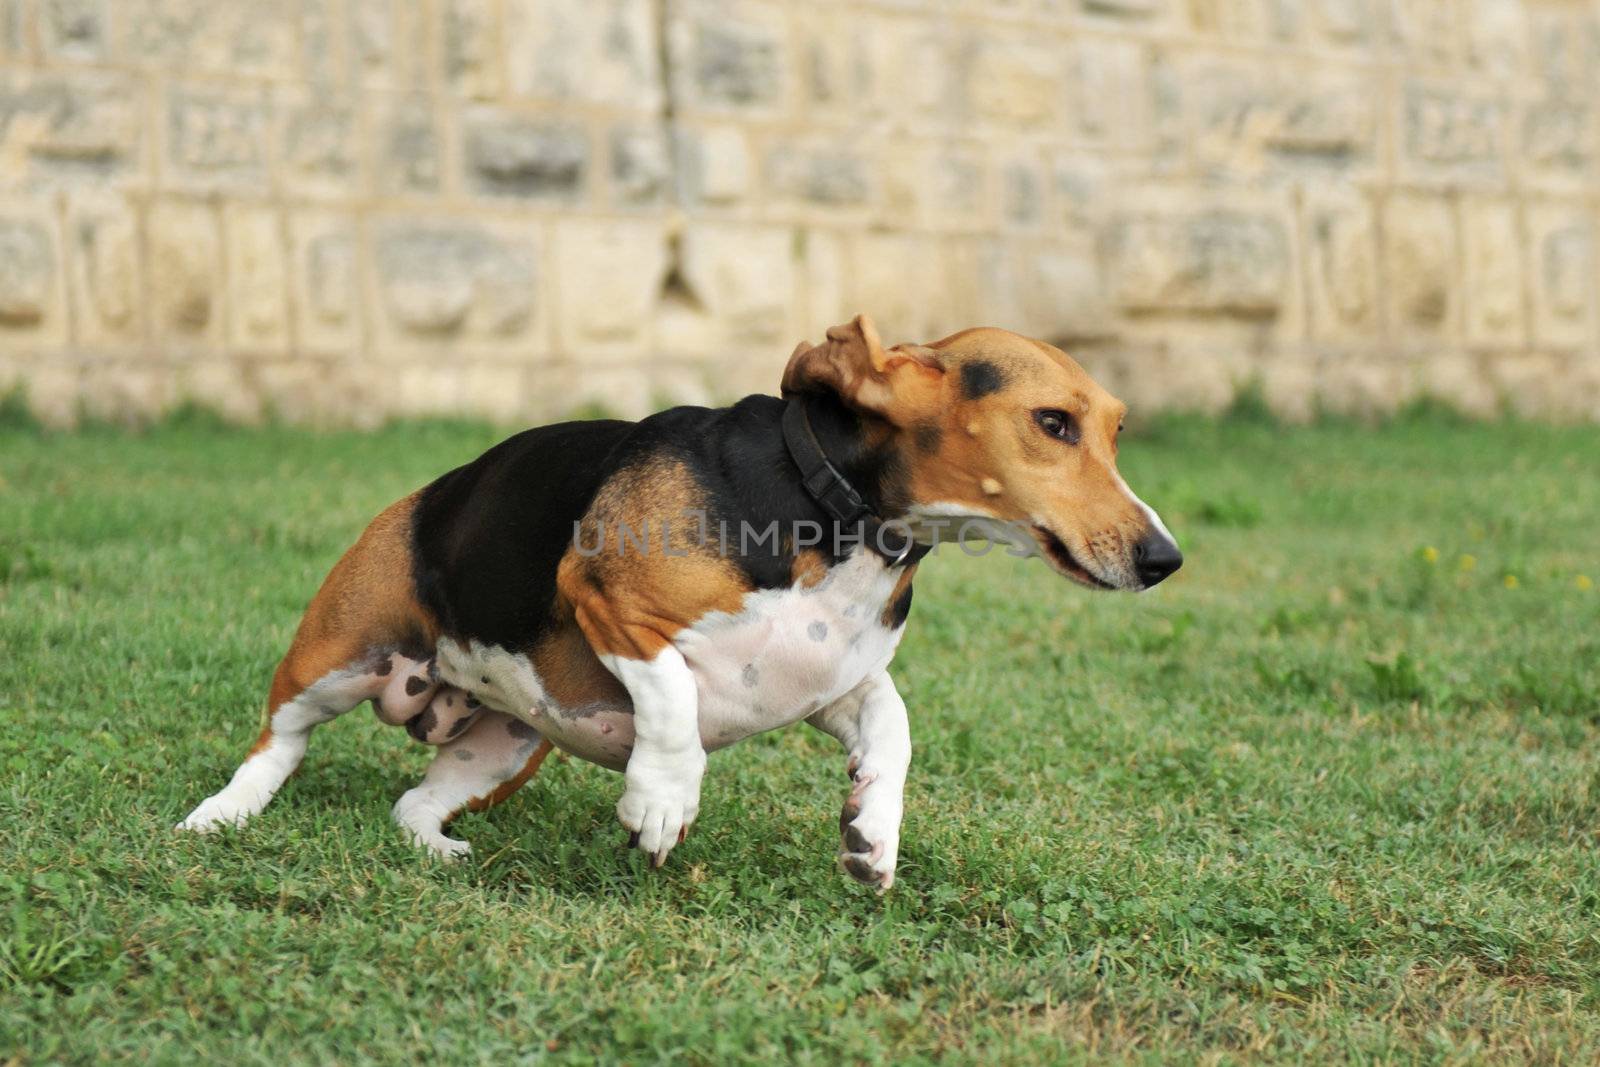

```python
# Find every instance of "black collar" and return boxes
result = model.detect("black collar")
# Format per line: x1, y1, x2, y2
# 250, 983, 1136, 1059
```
782, 395, 872, 526
781, 396, 930, 567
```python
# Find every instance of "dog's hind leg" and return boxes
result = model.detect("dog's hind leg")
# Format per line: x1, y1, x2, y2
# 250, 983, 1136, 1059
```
177, 651, 401, 832
392, 711, 554, 859
179, 494, 437, 833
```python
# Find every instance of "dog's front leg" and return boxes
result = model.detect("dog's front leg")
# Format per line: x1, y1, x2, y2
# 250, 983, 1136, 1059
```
600, 646, 705, 867
807, 670, 910, 890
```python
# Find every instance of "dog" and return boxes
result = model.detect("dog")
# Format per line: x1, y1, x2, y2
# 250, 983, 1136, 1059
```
179, 315, 1181, 888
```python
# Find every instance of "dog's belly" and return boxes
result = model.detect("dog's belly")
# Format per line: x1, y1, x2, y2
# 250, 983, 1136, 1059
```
677, 553, 907, 749
430, 554, 906, 769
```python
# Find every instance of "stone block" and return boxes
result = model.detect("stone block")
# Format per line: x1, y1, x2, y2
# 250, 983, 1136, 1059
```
672, 223, 796, 348
120, 0, 299, 80
1461, 200, 1525, 346
1303, 192, 1378, 339
1488, 352, 1581, 419
553, 219, 668, 356
668, 0, 788, 114
14, 363, 82, 428
165, 85, 270, 192
533, 362, 657, 420
372, 94, 443, 196
369, 218, 542, 353
81, 363, 176, 424
1385, 0, 1462, 67
848, 232, 948, 343
1071, 41, 1147, 149
276, 94, 360, 198
1521, 101, 1596, 187
147, 200, 223, 346
298, 0, 348, 86
1383, 194, 1456, 336
392, 361, 529, 422
180, 359, 264, 424
290, 212, 361, 355
39, 0, 107, 60
764, 140, 872, 209
681, 125, 754, 205
795, 7, 878, 117
0, 73, 145, 185
1420, 353, 1499, 417
1186, 61, 1377, 178
349, 0, 433, 91
1309, 0, 1373, 45
506, 0, 660, 111
224, 205, 289, 352
64, 195, 143, 348
1020, 242, 1113, 343
1002, 162, 1044, 227
927, 152, 988, 229
800, 228, 849, 336
444, 0, 502, 100
0, 208, 66, 345
462, 109, 589, 200
1527, 8, 1597, 91
1105, 211, 1290, 317
1526, 206, 1595, 349
610, 125, 670, 205
1402, 86, 1507, 185
0, 1, 20, 58
965, 38, 1062, 127
1464, 0, 1528, 76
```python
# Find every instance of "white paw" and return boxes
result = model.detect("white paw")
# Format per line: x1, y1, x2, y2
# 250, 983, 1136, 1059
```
393, 791, 476, 861
617, 746, 705, 867
177, 794, 250, 833
838, 769, 902, 891
407, 830, 473, 861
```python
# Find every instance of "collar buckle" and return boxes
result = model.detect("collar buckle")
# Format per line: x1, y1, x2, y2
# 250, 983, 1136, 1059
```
782, 397, 873, 527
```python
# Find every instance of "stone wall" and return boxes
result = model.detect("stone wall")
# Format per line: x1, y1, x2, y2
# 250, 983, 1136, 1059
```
1, 0, 1598, 426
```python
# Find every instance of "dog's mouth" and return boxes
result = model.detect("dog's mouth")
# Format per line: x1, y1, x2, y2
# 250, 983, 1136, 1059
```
1032, 525, 1116, 590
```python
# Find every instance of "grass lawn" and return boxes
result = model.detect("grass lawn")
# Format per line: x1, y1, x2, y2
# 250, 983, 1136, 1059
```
2, 409, 1598, 1064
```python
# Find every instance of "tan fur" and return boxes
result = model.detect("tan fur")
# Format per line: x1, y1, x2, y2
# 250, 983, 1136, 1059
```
531, 620, 630, 709
557, 456, 750, 661
267, 494, 437, 718
791, 549, 831, 589
879, 564, 919, 628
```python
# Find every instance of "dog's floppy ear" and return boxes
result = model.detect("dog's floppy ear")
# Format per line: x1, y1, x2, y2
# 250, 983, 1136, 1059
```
780, 314, 944, 425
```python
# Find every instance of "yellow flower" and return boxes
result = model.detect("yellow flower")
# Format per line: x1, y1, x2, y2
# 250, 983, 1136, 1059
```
1458, 554, 1477, 572
1421, 546, 1439, 564
1503, 574, 1519, 589
1578, 574, 1594, 591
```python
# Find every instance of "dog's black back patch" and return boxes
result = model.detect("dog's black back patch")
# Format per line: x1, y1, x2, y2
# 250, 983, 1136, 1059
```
412, 419, 634, 651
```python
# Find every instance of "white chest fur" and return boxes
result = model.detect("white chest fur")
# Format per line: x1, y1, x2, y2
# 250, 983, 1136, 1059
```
676, 551, 909, 750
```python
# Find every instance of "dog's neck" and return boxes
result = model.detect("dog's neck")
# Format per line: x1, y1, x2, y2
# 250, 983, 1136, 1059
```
793, 392, 909, 522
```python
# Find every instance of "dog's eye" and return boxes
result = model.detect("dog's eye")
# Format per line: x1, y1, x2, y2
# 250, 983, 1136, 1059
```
1034, 409, 1080, 444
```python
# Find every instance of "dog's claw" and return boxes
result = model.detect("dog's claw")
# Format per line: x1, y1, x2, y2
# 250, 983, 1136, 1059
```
627, 831, 640, 849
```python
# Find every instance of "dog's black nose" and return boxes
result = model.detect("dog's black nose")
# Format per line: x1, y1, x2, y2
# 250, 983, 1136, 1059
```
1133, 532, 1183, 588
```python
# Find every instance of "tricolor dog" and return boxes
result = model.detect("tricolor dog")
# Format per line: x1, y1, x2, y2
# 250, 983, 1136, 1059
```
180, 316, 1182, 888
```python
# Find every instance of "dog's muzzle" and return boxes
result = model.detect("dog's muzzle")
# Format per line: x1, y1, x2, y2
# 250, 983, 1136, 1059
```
1132, 531, 1183, 588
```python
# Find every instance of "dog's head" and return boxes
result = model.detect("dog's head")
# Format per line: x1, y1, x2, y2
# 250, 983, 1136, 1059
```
782, 314, 1181, 590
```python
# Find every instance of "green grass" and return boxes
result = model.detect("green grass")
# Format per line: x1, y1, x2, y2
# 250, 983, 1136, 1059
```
2, 412, 1598, 1064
